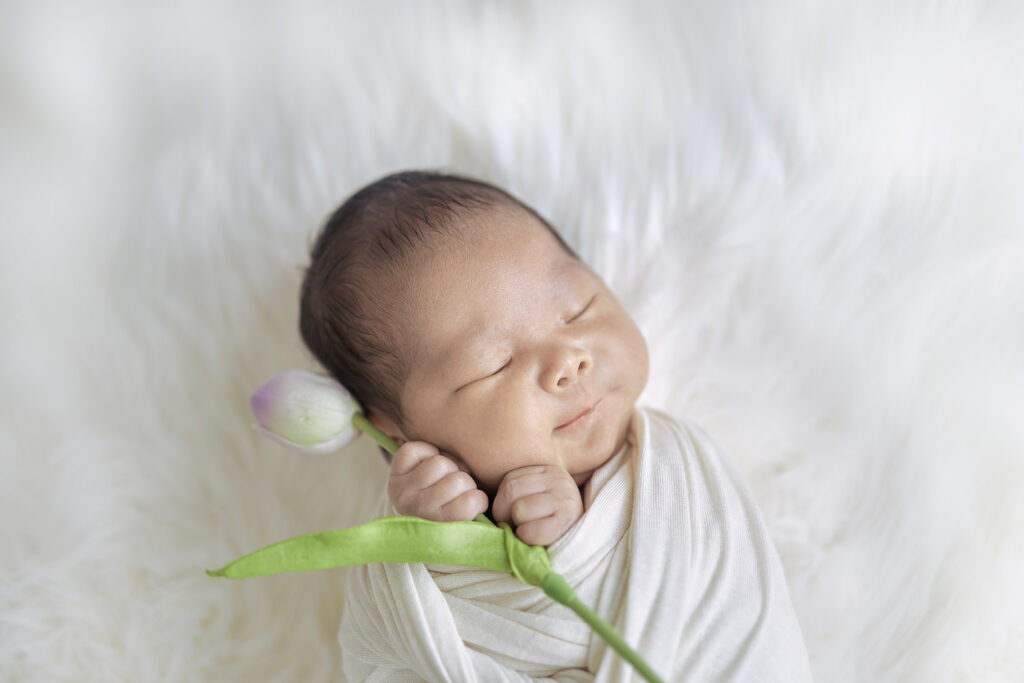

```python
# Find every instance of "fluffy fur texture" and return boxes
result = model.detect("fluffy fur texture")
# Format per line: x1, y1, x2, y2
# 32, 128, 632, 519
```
2, 1, 1022, 680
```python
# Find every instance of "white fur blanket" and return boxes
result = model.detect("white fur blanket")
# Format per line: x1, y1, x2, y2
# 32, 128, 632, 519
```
341, 408, 811, 681
2, 2, 1022, 681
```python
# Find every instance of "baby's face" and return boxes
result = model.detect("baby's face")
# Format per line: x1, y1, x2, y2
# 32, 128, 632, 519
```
381, 207, 649, 493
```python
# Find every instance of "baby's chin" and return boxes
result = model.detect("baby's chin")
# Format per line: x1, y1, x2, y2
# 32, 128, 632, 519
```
568, 430, 630, 488
583, 400, 635, 476
570, 467, 598, 488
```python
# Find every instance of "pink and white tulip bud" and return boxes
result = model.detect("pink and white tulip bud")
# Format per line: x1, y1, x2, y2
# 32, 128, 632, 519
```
250, 370, 360, 455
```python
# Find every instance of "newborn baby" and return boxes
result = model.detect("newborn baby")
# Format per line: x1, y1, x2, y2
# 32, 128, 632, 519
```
300, 171, 812, 681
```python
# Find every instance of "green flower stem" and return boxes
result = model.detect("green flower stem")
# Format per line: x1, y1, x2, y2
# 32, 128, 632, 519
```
211, 414, 663, 681
541, 573, 664, 683
207, 516, 512, 577
351, 412, 398, 454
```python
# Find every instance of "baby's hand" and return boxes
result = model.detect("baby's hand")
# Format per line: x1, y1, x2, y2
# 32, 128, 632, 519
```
388, 441, 490, 522
492, 465, 584, 547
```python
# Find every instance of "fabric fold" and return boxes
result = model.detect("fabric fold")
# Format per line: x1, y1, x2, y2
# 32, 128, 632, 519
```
339, 407, 812, 681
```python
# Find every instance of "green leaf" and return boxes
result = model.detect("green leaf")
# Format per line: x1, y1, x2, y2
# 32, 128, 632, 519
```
207, 515, 548, 581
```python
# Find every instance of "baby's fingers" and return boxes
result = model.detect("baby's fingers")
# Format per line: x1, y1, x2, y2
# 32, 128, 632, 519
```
492, 468, 584, 546
505, 492, 558, 526
392, 463, 487, 522
492, 465, 576, 524
439, 486, 490, 522
417, 470, 482, 516
515, 513, 571, 548
390, 441, 444, 477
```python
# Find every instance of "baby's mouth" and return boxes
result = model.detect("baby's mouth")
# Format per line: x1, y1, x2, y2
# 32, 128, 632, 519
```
556, 397, 603, 431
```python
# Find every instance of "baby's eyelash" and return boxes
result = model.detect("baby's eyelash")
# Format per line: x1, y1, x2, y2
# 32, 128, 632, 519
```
489, 357, 511, 376
566, 295, 597, 322
456, 357, 510, 392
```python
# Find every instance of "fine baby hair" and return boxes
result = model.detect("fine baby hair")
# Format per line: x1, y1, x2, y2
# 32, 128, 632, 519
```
298, 170, 576, 428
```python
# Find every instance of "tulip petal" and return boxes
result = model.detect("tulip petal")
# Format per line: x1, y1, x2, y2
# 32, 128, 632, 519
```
250, 370, 359, 454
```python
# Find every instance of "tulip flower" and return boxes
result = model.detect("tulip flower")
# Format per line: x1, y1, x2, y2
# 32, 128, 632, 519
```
250, 369, 358, 454
250, 369, 395, 455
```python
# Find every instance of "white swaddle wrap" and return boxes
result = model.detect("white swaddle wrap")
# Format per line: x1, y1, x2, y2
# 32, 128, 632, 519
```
339, 408, 812, 681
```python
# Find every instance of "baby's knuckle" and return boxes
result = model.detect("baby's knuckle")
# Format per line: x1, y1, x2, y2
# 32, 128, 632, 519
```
405, 442, 437, 463
409, 440, 439, 455
461, 492, 484, 516
450, 470, 475, 491
416, 457, 444, 482
412, 495, 442, 521
510, 497, 531, 523
554, 505, 579, 526
430, 454, 459, 475
503, 477, 524, 500
392, 490, 415, 516
441, 495, 473, 522
392, 443, 424, 472
389, 450, 411, 474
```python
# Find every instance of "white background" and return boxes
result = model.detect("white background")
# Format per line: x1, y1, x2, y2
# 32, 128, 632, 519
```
2, 1, 1022, 680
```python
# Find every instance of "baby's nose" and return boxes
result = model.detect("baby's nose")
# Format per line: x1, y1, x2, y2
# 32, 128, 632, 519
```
543, 346, 592, 392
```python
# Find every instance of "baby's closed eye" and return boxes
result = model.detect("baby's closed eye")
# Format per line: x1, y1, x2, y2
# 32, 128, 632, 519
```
563, 294, 597, 323
455, 356, 511, 392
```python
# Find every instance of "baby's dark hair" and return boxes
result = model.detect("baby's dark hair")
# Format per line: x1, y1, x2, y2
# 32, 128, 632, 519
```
299, 170, 575, 423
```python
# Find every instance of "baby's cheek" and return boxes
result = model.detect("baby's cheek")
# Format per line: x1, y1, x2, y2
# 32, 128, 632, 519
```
458, 384, 559, 488
613, 319, 649, 394
472, 438, 556, 496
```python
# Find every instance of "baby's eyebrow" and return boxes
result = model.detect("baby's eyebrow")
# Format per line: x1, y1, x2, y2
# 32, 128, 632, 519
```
429, 329, 492, 377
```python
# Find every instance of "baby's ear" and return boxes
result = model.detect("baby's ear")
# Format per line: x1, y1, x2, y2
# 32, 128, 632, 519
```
367, 411, 407, 445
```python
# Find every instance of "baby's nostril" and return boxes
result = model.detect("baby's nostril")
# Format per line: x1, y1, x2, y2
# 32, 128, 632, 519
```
557, 377, 569, 388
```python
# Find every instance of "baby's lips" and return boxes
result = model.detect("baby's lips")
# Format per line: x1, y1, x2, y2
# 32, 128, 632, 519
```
250, 369, 359, 455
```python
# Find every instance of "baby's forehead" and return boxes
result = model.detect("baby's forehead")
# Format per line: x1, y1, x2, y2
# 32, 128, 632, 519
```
396, 203, 568, 278
398, 229, 588, 357
414, 210, 577, 289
